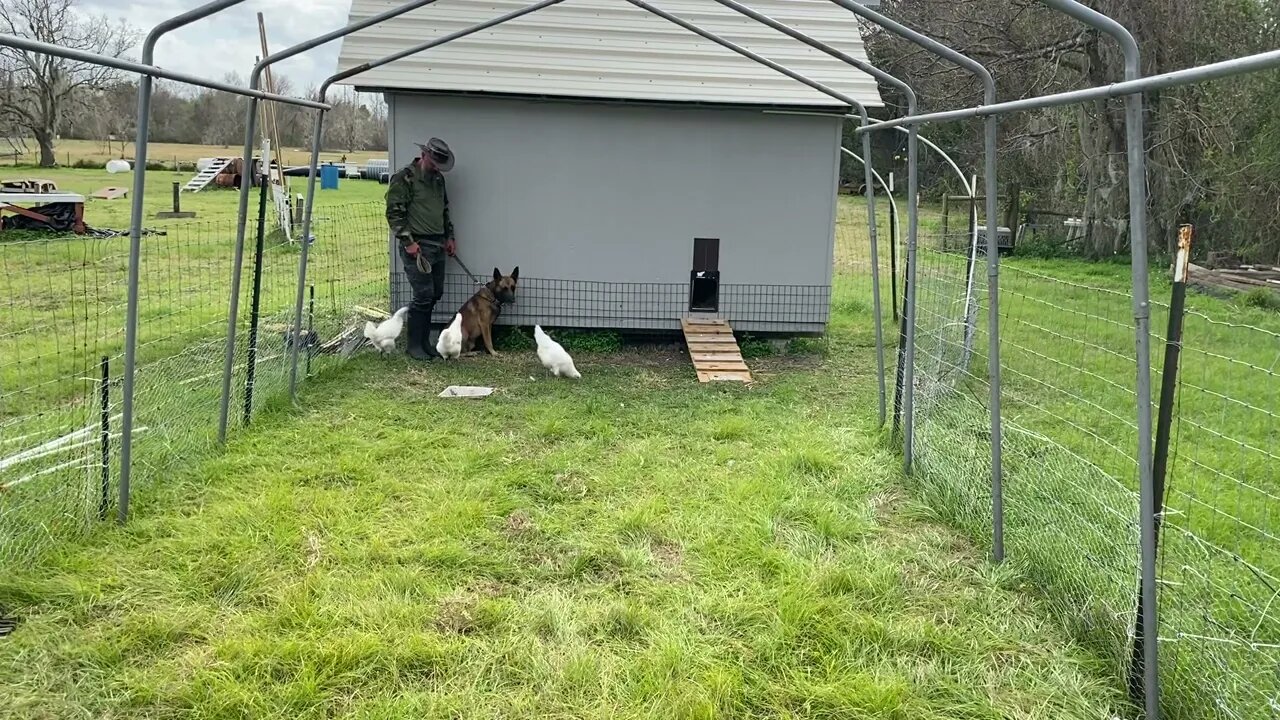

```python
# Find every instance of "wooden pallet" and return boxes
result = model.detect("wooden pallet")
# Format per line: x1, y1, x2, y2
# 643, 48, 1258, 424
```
681, 317, 752, 383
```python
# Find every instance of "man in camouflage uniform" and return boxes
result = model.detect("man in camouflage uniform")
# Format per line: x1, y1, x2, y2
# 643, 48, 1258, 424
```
385, 137, 457, 360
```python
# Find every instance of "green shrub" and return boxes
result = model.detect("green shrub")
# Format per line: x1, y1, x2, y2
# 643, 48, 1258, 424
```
1239, 287, 1280, 312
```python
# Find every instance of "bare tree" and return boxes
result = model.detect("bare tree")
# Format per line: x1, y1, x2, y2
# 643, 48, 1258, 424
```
0, 0, 137, 166
870, 0, 1270, 259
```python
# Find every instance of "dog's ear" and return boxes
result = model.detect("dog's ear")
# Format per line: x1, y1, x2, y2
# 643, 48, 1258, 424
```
492, 267, 502, 282
510, 266, 519, 282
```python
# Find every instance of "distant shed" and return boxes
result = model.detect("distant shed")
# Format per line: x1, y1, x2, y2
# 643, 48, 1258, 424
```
336, 0, 884, 333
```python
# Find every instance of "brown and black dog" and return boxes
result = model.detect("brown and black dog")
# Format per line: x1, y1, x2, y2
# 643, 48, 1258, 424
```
457, 266, 519, 355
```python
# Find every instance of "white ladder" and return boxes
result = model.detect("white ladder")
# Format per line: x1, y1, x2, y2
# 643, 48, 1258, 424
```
182, 158, 231, 192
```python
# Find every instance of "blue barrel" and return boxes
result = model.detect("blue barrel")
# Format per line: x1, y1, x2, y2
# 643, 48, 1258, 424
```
320, 164, 340, 190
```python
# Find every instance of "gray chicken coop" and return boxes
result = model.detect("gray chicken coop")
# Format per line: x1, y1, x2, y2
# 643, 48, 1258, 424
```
336, 0, 884, 334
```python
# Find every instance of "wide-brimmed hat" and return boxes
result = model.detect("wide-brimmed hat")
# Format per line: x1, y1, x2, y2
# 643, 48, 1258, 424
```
414, 137, 454, 172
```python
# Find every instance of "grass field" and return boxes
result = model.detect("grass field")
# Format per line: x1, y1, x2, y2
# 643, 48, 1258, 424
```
3, 138, 365, 172
0, 166, 388, 228
898, 234, 1280, 719
3, 171, 1280, 718
0, 282, 1129, 720
0, 169, 390, 569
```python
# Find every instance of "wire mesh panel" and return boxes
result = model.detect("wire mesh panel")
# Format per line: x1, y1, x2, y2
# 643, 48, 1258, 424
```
907, 237, 992, 526
1159, 309, 1280, 719
992, 262, 1148, 673
121, 217, 262, 502
0, 235, 118, 570
232, 202, 389, 419
906, 246, 1149, 678
0, 201, 392, 571
833, 194, 895, 329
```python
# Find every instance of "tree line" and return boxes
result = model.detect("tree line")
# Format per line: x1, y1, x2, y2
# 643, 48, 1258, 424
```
858, 0, 1280, 264
58, 76, 388, 155
0, 0, 386, 168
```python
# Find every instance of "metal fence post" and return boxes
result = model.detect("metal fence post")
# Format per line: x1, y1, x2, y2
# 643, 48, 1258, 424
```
306, 284, 316, 378
889, 172, 899, 323
98, 355, 110, 521
288, 109, 326, 401
243, 171, 269, 426
1128, 224, 1191, 705
863, 123, 887, 427
901, 123, 920, 473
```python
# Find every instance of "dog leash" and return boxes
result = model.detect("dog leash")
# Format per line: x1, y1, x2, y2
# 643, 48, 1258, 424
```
451, 253, 484, 286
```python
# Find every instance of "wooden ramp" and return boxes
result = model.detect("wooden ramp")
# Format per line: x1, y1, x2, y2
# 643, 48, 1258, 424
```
681, 318, 752, 383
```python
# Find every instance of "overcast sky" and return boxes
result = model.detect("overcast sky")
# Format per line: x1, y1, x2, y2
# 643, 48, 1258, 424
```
78, 0, 354, 91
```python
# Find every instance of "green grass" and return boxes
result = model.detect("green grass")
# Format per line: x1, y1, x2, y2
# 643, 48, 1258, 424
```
1, 168, 389, 568
0, 166, 389, 228
878, 204, 1280, 720
5, 183, 1274, 719
0, 192, 1128, 718
4, 137, 358, 170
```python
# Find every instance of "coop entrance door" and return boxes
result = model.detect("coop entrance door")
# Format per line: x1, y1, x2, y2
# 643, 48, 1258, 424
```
689, 237, 720, 312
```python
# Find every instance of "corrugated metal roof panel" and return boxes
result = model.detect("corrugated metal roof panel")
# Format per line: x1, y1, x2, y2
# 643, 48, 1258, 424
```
335, 0, 884, 108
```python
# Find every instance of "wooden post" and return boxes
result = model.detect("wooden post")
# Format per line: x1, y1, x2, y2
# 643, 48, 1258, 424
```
155, 180, 195, 219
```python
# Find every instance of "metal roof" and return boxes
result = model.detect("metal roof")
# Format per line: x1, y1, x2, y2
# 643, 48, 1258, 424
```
335, 0, 884, 109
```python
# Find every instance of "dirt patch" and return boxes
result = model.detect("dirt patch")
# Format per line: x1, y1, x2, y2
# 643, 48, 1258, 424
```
504, 510, 536, 536
303, 530, 323, 571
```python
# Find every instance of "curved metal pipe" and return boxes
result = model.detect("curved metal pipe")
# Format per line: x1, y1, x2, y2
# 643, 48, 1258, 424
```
1039, 2, 1156, 715
709, 0, 922, 428
118, 0, 246, 524
287, 0, 569, 400
0, 34, 328, 108
220, 0, 445, 442
829, 0, 1002, 560
861, 48, 1280, 130
710, 0, 916, 426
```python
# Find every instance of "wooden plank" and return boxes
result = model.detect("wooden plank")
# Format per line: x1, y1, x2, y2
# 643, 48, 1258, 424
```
687, 342, 740, 352
697, 370, 752, 383
694, 361, 751, 371
90, 186, 128, 200
691, 353, 742, 363
683, 323, 731, 334
682, 318, 751, 383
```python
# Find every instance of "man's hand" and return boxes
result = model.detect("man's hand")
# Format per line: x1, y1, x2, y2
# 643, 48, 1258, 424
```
405, 242, 420, 257
445, 238, 456, 257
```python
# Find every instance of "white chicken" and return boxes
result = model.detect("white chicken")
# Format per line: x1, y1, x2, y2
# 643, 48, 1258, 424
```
364, 306, 408, 354
436, 312, 464, 360
534, 325, 581, 379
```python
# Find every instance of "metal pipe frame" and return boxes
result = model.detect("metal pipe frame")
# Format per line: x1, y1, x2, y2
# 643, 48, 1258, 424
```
219, 0, 447, 442
840, 147, 897, 220
0, 33, 329, 109
115, 0, 324, 524
286, 0, 569, 400
857, 48, 1280, 132
708, 0, 919, 429
828, 0, 1003, 560
1036, 3, 1156, 716
283, 0, 906, 414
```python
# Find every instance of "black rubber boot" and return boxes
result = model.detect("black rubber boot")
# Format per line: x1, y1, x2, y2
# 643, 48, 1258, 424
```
421, 302, 442, 359
406, 309, 431, 361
